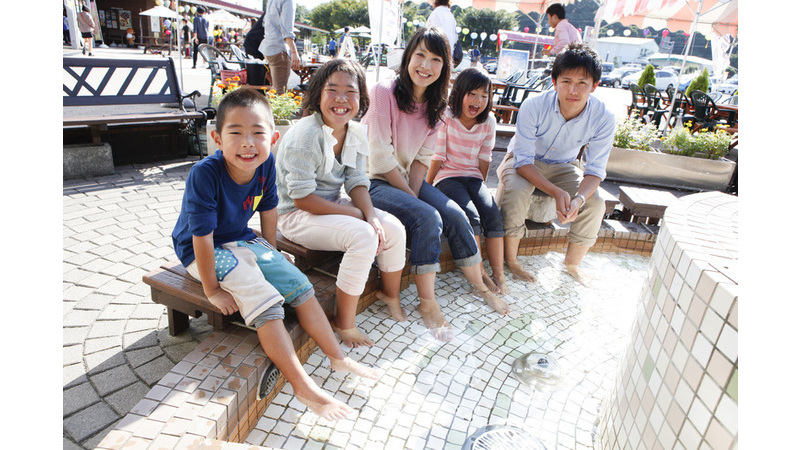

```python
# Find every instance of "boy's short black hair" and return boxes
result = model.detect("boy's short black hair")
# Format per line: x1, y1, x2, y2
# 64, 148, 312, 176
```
551, 42, 603, 84
302, 58, 370, 118
448, 67, 493, 124
546, 3, 566, 19
215, 87, 274, 133
196, 6, 206, 14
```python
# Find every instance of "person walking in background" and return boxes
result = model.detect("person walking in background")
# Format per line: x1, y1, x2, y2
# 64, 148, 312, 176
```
470, 45, 481, 67
260, 0, 302, 94
328, 37, 337, 57
77, 5, 95, 56
181, 18, 191, 58
63, 8, 71, 46
426, 0, 457, 63
337, 27, 355, 59
543, 3, 581, 56
192, 6, 210, 68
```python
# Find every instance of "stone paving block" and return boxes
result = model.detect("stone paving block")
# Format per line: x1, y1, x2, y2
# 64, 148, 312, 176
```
135, 355, 178, 386
91, 364, 140, 396
63, 401, 120, 443
106, 381, 152, 416
64, 381, 102, 417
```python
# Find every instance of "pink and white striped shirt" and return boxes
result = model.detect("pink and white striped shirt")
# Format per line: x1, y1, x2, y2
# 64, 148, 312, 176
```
431, 107, 496, 185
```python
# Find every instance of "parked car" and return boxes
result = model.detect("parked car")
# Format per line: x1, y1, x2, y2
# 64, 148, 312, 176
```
484, 61, 497, 74
600, 67, 638, 88
622, 69, 678, 90
716, 74, 738, 95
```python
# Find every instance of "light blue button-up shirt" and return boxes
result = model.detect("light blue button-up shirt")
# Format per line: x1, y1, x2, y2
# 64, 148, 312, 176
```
260, 0, 296, 58
509, 89, 616, 180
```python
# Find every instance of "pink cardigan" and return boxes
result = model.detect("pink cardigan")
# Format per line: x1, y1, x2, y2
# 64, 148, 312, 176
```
362, 79, 440, 183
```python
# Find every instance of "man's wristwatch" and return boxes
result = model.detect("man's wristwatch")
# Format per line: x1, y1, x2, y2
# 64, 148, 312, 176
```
573, 194, 586, 208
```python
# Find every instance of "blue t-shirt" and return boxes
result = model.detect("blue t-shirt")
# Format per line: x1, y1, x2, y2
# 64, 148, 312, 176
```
172, 150, 279, 267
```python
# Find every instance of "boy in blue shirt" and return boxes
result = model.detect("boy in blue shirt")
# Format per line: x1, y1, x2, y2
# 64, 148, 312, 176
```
172, 88, 377, 421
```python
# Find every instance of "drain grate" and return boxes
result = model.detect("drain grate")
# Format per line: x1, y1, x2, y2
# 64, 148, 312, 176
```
257, 363, 281, 401
463, 425, 546, 450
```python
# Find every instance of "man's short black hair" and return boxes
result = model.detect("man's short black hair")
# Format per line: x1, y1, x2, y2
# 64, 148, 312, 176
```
546, 3, 566, 20
551, 42, 603, 83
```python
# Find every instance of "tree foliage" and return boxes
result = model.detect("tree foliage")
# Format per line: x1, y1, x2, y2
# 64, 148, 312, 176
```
638, 64, 655, 88
307, 0, 370, 34
686, 68, 710, 93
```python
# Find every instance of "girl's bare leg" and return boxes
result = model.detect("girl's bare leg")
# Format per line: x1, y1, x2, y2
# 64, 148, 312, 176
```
331, 288, 374, 348
474, 235, 500, 293
415, 272, 452, 342
485, 236, 509, 295
460, 263, 509, 315
376, 269, 407, 322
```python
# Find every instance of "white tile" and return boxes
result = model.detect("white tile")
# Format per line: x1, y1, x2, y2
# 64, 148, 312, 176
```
716, 324, 738, 363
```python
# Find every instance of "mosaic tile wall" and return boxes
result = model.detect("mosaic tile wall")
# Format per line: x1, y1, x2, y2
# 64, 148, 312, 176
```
596, 192, 738, 449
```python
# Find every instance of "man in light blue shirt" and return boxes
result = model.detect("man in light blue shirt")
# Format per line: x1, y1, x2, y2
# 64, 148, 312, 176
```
259, 0, 301, 93
496, 42, 616, 284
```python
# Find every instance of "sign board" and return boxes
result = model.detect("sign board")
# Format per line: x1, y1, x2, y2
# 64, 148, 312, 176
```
497, 48, 529, 80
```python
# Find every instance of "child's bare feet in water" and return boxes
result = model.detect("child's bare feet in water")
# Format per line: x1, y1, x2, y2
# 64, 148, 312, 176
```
491, 273, 510, 295
294, 385, 353, 421
418, 297, 453, 342
332, 325, 374, 348
472, 284, 510, 315
377, 291, 407, 322
481, 269, 501, 293
507, 260, 537, 283
329, 356, 380, 380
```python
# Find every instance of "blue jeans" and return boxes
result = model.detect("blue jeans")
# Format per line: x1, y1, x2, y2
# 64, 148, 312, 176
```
435, 177, 505, 238
369, 179, 481, 274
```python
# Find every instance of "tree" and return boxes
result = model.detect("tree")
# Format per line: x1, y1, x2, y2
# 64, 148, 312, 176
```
453, 7, 517, 58
686, 68, 710, 93
307, 0, 370, 35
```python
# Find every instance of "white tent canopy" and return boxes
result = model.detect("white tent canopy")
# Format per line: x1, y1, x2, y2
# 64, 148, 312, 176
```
139, 5, 178, 18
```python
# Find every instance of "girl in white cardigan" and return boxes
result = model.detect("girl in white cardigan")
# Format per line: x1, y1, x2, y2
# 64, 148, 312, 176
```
275, 59, 406, 348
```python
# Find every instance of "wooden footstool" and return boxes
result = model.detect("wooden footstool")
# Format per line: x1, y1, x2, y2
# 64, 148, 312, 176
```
618, 186, 678, 225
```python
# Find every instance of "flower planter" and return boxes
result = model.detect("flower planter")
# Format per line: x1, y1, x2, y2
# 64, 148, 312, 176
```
605, 146, 736, 192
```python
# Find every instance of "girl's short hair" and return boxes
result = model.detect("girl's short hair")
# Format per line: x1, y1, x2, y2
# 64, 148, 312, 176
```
215, 87, 274, 133
302, 58, 370, 118
394, 27, 451, 129
448, 67, 493, 124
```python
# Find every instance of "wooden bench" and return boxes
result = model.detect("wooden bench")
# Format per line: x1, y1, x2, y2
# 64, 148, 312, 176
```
143, 231, 341, 336
618, 185, 678, 225
63, 56, 213, 151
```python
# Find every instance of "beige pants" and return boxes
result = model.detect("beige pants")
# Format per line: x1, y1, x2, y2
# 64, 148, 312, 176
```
495, 153, 605, 247
266, 51, 290, 94
278, 199, 407, 296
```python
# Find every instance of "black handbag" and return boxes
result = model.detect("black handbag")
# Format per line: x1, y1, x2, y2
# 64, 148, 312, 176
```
452, 41, 463, 67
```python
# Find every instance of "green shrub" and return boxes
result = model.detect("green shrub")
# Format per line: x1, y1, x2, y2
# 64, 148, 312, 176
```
686, 68, 710, 94
638, 64, 656, 88
614, 116, 660, 151
662, 124, 733, 159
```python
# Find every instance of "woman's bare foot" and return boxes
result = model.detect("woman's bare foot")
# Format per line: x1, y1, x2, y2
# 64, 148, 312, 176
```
491, 273, 510, 296
294, 386, 353, 421
376, 291, 407, 322
564, 264, 592, 286
418, 298, 453, 342
507, 261, 537, 283
472, 285, 510, 315
330, 356, 380, 380
331, 324, 374, 348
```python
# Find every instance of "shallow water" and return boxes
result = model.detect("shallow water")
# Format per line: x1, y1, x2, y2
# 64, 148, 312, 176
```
245, 251, 650, 449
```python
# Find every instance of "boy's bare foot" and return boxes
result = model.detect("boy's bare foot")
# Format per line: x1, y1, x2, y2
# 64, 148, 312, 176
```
330, 356, 380, 380
564, 264, 592, 286
507, 261, 537, 283
376, 291, 407, 322
472, 285, 510, 315
491, 273, 510, 295
418, 298, 453, 342
294, 387, 353, 421
331, 324, 374, 348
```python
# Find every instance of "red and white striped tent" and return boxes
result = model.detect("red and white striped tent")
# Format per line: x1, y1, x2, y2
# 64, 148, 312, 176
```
595, 0, 738, 38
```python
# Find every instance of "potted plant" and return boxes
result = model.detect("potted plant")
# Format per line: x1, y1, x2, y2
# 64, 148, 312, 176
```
207, 79, 303, 153
637, 64, 656, 88
605, 116, 737, 191
685, 68, 710, 94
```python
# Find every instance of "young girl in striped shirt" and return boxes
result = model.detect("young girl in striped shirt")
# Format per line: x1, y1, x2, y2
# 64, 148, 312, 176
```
426, 68, 508, 295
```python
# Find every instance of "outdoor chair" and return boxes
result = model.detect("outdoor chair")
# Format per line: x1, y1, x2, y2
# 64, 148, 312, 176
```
688, 90, 725, 132
627, 84, 649, 120
230, 44, 247, 66
663, 87, 695, 129
642, 83, 668, 127
198, 44, 245, 106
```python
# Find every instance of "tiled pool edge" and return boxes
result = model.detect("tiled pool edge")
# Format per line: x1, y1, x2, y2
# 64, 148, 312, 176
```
96, 219, 657, 449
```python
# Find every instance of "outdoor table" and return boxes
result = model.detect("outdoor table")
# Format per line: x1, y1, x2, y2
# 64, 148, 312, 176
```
714, 104, 738, 128
142, 36, 176, 56
297, 63, 323, 84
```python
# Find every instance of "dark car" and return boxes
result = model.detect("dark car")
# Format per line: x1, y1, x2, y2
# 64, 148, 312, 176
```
600, 67, 638, 88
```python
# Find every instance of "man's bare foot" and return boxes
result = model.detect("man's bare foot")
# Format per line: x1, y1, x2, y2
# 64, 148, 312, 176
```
330, 356, 380, 380
376, 291, 407, 322
507, 261, 537, 283
564, 264, 592, 286
472, 285, 510, 315
294, 387, 353, 421
418, 298, 453, 342
491, 273, 510, 296
331, 324, 374, 348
